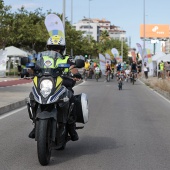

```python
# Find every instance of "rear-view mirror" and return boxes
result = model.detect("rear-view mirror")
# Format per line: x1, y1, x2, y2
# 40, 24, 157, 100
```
75, 59, 85, 68
26, 63, 35, 68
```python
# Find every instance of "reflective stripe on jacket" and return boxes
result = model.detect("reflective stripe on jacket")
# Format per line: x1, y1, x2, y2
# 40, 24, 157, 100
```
56, 56, 69, 72
42, 56, 55, 68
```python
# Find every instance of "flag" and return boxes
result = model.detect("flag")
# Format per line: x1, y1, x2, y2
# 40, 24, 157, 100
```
105, 53, 111, 64
146, 48, 152, 63
136, 43, 143, 59
131, 50, 137, 62
111, 48, 119, 59
99, 53, 106, 75
44, 14, 65, 45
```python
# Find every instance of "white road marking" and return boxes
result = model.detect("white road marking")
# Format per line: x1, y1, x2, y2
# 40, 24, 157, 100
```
0, 106, 27, 120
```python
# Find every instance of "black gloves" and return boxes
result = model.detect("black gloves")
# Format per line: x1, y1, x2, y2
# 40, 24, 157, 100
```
73, 73, 83, 79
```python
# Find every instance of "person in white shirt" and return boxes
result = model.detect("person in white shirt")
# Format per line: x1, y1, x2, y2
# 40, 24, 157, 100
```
125, 69, 130, 82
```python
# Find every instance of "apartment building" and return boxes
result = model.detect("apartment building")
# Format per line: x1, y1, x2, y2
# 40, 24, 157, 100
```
73, 18, 126, 42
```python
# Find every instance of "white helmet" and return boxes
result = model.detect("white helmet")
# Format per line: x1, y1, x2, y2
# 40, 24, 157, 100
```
47, 35, 66, 54
47, 35, 65, 46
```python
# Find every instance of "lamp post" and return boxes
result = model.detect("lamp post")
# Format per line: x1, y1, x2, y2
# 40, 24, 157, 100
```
142, 0, 146, 76
88, 0, 92, 43
62, 0, 66, 54
143, 0, 145, 56
121, 37, 124, 62
62, 0, 66, 30
70, 0, 73, 57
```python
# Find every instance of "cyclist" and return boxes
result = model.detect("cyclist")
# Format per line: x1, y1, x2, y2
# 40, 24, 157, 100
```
105, 61, 111, 79
130, 60, 138, 80
83, 59, 90, 78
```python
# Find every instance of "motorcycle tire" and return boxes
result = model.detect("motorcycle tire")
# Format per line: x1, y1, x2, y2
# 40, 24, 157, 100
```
132, 77, 135, 85
107, 74, 110, 82
57, 143, 66, 150
37, 119, 51, 166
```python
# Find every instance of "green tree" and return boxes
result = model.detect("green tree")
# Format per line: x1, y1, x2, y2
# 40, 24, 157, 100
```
99, 30, 110, 43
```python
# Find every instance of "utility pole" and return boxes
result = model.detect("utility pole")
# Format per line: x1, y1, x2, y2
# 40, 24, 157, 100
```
62, 0, 66, 54
71, 0, 73, 57
121, 37, 124, 62
142, 0, 146, 76
62, 0, 66, 29
88, 0, 92, 43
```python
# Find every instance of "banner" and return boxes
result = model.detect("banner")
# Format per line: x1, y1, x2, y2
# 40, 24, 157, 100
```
105, 53, 111, 64
99, 53, 106, 75
111, 48, 119, 59
146, 48, 152, 64
0, 49, 7, 77
136, 43, 143, 59
44, 14, 65, 45
131, 50, 137, 62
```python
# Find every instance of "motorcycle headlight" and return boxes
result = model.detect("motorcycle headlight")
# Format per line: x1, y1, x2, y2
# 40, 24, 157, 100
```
40, 79, 53, 98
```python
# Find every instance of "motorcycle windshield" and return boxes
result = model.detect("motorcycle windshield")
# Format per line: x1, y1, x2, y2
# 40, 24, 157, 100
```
36, 50, 63, 68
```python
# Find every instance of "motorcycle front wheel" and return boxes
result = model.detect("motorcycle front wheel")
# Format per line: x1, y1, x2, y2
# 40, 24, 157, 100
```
37, 119, 52, 166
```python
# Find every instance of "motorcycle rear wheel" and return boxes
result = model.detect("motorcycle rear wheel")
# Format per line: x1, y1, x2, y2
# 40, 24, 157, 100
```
37, 119, 52, 166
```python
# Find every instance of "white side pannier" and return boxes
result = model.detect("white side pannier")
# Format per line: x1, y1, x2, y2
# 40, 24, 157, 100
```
74, 93, 89, 124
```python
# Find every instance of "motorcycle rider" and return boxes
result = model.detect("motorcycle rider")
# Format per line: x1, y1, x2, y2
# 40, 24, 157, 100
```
28, 35, 82, 141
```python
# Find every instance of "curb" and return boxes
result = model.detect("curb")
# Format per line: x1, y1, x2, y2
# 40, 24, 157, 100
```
0, 99, 26, 116
139, 78, 170, 101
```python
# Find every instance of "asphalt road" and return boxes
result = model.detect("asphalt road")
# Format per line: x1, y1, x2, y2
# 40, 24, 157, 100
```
1, 77, 170, 170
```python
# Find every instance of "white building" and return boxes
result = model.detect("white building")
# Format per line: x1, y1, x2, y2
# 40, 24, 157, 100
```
73, 18, 126, 42
73, 18, 100, 41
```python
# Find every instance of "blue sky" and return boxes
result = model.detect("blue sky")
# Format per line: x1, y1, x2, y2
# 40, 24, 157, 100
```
4, 0, 170, 53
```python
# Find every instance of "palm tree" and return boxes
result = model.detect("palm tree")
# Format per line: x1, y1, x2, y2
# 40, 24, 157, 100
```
99, 30, 110, 43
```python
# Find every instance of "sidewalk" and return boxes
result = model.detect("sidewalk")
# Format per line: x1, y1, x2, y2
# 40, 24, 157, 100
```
0, 76, 20, 82
0, 76, 32, 115
0, 77, 83, 116
139, 76, 170, 100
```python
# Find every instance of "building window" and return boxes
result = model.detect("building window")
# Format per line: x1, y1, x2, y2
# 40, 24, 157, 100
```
80, 25, 93, 29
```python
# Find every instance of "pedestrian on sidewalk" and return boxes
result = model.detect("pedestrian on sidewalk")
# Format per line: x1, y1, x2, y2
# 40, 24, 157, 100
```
160, 60, 165, 79
144, 62, 148, 79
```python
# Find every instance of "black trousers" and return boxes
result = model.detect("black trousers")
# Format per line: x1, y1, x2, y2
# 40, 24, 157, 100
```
144, 71, 148, 79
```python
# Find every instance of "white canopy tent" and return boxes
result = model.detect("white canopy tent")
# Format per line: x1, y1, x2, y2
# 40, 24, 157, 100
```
156, 53, 170, 77
157, 54, 170, 62
5, 46, 29, 57
150, 52, 166, 76
2, 46, 30, 76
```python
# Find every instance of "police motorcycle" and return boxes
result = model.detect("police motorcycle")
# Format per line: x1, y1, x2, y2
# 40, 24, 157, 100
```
26, 51, 88, 166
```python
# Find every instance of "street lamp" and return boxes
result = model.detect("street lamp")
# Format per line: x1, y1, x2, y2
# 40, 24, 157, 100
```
142, 0, 146, 76
143, 0, 145, 58
88, 0, 92, 43
121, 37, 124, 62
62, 0, 66, 29
70, 0, 73, 57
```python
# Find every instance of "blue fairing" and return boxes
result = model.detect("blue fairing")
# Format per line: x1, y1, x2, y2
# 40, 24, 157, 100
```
58, 64, 70, 68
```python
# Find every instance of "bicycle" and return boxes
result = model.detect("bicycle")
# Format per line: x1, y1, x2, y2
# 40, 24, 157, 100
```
131, 71, 136, 85
106, 70, 111, 82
